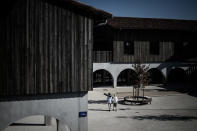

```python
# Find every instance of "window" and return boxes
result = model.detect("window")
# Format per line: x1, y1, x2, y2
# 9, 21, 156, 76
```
150, 41, 160, 55
124, 41, 134, 55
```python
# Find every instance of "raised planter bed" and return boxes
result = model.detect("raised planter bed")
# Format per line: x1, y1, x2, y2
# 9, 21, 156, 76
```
123, 96, 152, 105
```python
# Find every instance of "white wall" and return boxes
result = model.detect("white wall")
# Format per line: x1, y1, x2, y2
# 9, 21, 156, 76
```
93, 62, 192, 88
0, 93, 88, 131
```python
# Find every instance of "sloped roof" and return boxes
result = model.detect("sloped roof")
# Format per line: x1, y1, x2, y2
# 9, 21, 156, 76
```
108, 17, 197, 31
46, 0, 112, 20
1, 0, 112, 20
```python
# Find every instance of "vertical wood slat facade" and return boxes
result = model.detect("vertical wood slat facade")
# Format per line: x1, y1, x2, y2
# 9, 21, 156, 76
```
93, 16, 197, 63
93, 51, 113, 62
0, 0, 93, 97
113, 41, 174, 63
93, 28, 179, 63
112, 30, 175, 63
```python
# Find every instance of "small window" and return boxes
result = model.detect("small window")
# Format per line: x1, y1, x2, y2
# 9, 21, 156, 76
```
150, 41, 160, 55
124, 41, 134, 55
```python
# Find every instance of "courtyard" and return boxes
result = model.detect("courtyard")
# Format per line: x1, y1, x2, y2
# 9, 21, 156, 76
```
88, 86, 197, 131
3, 85, 197, 131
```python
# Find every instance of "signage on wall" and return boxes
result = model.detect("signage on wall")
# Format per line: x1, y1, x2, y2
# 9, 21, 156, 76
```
79, 111, 87, 117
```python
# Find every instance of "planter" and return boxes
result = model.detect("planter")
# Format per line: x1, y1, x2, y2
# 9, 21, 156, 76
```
123, 96, 152, 105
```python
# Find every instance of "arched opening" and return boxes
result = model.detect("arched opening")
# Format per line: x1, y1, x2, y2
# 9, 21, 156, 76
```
117, 69, 137, 86
190, 70, 197, 84
148, 68, 165, 84
168, 68, 187, 83
4, 115, 70, 131
93, 69, 113, 87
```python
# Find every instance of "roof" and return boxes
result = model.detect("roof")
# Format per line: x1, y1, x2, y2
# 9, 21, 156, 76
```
107, 17, 197, 31
1, 0, 112, 20
46, 0, 112, 20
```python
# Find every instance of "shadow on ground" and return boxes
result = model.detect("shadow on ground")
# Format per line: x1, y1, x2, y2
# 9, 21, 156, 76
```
117, 114, 197, 121
88, 100, 106, 104
119, 108, 132, 110
10, 123, 45, 126
88, 108, 109, 112
158, 84, 197, 97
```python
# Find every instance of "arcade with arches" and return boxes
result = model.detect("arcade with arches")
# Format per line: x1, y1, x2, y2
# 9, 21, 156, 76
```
148, 68, 165, 84
168, 68, 187, 83
93, 69, 113, 87
117, 69, 137, 86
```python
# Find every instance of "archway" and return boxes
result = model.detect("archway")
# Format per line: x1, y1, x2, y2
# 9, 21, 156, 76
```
190, 70, 197, 84
117, 69, 137, 86
4, 115, 70, 131
168, 68, 187, 83
148, 68, 165, 84
93, 69, 113, 87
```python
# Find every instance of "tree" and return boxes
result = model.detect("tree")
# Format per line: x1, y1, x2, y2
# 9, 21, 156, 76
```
132, 62, 151, 99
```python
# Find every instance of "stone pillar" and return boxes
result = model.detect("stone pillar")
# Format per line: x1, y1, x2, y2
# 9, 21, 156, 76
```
113, 76, 117, 88
161, 67, 172, 84
161, 68, 167, 80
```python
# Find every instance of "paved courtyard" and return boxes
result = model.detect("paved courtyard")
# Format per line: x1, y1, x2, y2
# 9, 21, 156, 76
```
88, 86, 197, 131
3, 85, 197, 131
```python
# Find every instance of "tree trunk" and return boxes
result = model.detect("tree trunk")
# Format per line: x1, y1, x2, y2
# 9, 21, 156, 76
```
143, 88, 144, 97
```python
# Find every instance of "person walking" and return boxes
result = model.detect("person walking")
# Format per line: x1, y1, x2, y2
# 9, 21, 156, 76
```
113, 94, 118, 111
107, 93, 112, 111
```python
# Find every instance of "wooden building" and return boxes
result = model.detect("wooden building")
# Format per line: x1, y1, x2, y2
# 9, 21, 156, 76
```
0, 0, 111, 131
0, 0, 111, 98
93, 17, 197, 87
94, 17, 197, 63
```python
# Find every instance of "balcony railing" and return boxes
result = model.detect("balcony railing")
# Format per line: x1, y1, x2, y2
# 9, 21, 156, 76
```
93, 51, 112, 63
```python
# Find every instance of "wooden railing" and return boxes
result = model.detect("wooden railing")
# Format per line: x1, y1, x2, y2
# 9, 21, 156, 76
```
93, 51, 112, 62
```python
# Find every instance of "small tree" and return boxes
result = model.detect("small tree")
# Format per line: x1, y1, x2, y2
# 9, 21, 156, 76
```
132, 62, 151, 99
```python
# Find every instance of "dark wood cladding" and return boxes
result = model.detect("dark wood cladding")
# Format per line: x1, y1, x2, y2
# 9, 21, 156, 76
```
0, 0, 93, 97
112, 30, 191, 63
93, 26, 196, 63
113, 41, 174, 63
0, 0, 27, 97
93, 51, 112, 62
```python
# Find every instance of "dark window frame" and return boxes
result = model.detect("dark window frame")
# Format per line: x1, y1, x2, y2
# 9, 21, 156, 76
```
124, 41, 134, 55
150, 41, 160, 55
